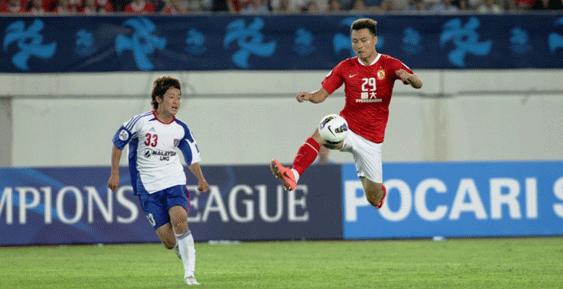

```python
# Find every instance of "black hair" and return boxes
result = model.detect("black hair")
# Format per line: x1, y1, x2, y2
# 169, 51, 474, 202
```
350, 18, 377, 37
151, 76, 181, 109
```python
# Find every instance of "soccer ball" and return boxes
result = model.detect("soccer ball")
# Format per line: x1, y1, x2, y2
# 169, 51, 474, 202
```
318, 114, 349, 144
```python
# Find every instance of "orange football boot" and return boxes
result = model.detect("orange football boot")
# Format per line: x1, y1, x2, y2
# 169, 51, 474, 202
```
270, 159, 297, 191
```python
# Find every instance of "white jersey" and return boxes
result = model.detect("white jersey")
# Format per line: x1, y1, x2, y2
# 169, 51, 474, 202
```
112, 111, 201, 194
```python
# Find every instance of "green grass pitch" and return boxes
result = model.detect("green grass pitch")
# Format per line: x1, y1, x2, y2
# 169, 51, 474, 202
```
1, 237, 562, 288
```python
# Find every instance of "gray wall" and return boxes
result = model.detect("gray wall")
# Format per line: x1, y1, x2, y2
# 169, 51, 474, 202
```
1, 69, 562, 167
0, 98, 11, 166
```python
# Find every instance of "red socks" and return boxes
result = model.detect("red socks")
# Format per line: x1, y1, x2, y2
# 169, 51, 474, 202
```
292, 138, 321, 176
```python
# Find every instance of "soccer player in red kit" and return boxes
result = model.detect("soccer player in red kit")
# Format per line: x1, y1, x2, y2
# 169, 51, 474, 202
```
270, 18, 423, 209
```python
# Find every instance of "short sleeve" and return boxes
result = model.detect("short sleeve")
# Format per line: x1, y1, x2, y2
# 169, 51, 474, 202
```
111, 114, 145, 149
112, 126, 132, 150
393, 58, 414, 84
177, 122, 202, 165
321, 61, 345, 95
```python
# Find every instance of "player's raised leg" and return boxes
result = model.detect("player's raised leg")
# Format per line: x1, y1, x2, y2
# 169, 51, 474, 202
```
271, 115, 347, 191
270, 130, 324, 191
360, 177, 387, 209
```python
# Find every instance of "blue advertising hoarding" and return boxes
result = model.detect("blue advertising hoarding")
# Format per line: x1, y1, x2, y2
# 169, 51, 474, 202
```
343, 161, 563, 239
2, 161, 562, 245
0, 167, 152, 246
0, 165, 342, 246
0, 14, 562, 72
185, 165, 342, 241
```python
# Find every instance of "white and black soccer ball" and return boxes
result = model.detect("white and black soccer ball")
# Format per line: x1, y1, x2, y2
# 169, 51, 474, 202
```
318, 114, 349, 144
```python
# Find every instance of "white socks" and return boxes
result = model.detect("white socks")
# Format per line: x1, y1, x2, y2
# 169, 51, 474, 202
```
176, 230, 196, 278
291, 168, 300, 183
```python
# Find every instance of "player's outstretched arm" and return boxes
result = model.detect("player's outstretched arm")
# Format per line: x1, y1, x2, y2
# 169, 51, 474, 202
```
396, 69, 423, 89
296, 88, 330, 103
108, 145, 122, 192
188, 162, 209, 193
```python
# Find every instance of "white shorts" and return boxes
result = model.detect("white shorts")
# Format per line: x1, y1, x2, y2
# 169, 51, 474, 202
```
340, 130, 383, 183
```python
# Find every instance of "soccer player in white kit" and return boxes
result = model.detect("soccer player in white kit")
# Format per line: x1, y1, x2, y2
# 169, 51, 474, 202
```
271, 18, 423, 210
107, 76, 209, 286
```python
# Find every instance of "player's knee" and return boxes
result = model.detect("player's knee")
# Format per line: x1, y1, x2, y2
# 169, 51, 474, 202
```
169, 208, 188, 231
171, 214, 187, 226
170, 217, 188, 234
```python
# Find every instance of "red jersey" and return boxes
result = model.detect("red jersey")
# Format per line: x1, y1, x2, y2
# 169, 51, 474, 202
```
322, 54, 413, 144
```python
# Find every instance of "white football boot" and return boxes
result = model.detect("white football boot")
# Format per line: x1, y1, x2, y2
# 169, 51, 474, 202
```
185, 275, 200, 286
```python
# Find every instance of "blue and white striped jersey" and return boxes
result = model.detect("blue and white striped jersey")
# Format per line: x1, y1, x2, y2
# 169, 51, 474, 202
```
112, 111, 201, 194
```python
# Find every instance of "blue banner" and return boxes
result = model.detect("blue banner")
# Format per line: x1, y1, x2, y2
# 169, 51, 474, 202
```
0, 167, 150, 246
3, 161, 563, 245
1, 15, 562, 72
343, 161, 563, 239
0, 165, 342, 246
186, 164, 342, 242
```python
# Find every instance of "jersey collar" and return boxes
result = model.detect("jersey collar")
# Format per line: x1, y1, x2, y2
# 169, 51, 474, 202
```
152, 110, 175, 124
357, 53, 382, 66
